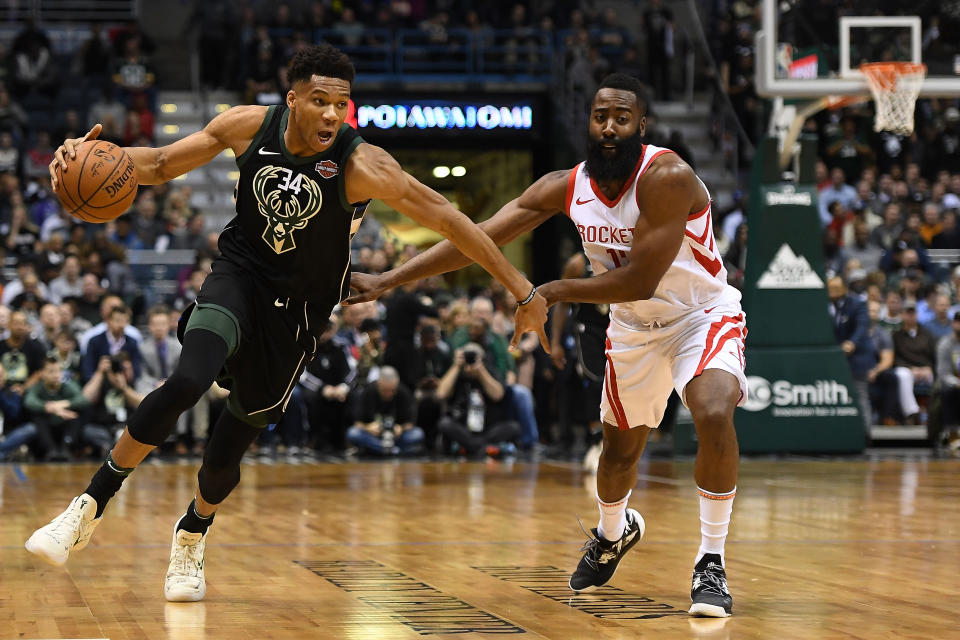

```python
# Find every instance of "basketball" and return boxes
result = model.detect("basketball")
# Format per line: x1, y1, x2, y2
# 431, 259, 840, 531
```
56, 140, 138, 223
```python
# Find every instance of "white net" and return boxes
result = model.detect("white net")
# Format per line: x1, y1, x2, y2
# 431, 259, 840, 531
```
860, 62, 927, 135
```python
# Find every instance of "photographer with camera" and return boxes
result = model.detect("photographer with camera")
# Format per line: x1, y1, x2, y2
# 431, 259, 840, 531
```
436, 342, 520, 458
80, 304, 142, 384
82, 352, 144, 446
346, 366, 422, 456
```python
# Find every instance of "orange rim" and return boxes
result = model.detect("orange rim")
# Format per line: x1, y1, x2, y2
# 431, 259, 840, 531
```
860, 62, 927, 91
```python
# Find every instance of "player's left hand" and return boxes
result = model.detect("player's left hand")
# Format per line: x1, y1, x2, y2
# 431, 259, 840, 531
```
344, 272, 389, 305
511, 291, 550, 354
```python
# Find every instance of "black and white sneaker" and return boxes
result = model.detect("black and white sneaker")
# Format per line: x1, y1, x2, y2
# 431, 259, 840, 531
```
689, 553, 732, 617
569, 508, 645, 592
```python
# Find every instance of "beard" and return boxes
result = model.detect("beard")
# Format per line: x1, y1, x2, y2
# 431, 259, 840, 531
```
584, 130, 645, 182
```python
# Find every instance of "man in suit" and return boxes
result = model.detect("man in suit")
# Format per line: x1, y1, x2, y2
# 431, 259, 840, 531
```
78, 295, 142, 353
828, 276, 873, 431
81, 305, 142, 383
139, 305, 181, 388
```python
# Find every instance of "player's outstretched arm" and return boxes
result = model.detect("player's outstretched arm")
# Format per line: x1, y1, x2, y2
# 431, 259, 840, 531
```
345, 143, 556, 351
538, 156, 696, 306
346, 167, 568, 304
48, 106, 267, 191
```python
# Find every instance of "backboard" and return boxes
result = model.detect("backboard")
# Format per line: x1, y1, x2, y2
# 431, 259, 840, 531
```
756, 0, 960, 98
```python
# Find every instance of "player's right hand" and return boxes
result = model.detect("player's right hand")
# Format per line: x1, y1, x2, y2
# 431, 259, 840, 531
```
49, 123, 102, 192
344, 272, 389, 305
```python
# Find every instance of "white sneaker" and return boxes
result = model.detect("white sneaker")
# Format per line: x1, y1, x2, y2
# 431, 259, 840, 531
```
25, 494, 101, 566
164, 525, 208, 602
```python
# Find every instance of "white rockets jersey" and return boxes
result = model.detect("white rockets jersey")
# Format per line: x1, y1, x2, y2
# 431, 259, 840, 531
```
564, 144, 736, 329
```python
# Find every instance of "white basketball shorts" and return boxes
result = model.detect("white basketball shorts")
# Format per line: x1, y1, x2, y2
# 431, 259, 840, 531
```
600, 292, 748, 429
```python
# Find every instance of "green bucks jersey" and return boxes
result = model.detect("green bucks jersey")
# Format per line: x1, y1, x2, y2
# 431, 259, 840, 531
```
220, 104, 369, 306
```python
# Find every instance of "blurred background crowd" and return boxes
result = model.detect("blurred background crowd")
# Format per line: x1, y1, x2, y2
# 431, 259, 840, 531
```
0, 0, 958, 462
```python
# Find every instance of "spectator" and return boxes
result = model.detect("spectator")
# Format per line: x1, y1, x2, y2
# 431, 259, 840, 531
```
79, 294, 142, 352
354, 317, 385, 383
5, 202, 41, 259
892, 300, 936, 424
50, 329, 82, 383
170, 213, 207, 251
88, 86, 127, 130
0, 362, 27, 460
382, 279, 431, 382
0, 310, 46, 391
81, 23, 112, 78
172, 268, 206, 311
827, 201, 855, 244
845, 220, 883, 273
0, 131, 20, 177
10, 270, 47, 314
346, 366, 422, 455
10, 19, 55, 96
131, 193, 164, 248
437, 342, 519, 458
828, 277, 872, 432
109, 217, 145, 250
935, 311, 960, 435
54, 109, 83, 144
139, 305, 180, 387
35, 303, 61, 351
74, 274, 105, 326
644, 0, 674, 100
40, 208, 72, 244
81, 304, 142, 382
819, 168, 859, 227
81, 351, 144, 444
300, 318, 352, 452
822, 227, 847, 279
880, 289, 904, 333
58, 301, 91, 337
0, 87, 28, 139
919, 203, 943, 246
112, 36, 156, 107
25, 131, 55, 181
932, 210, 960, 248
865, 299, 897, 425
336, 302, 369, 351
924, 293, 953, 341
407, 323, 451, 452
826, 117, 874, 182
24, 356, 94, 461
48, 254, 83, 304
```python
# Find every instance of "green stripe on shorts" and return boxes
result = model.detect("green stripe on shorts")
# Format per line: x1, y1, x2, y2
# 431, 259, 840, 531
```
184, 303, 241, 357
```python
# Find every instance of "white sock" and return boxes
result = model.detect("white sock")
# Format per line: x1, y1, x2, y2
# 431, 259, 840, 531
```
596, 490, 631, 541
696, 486, 736, 566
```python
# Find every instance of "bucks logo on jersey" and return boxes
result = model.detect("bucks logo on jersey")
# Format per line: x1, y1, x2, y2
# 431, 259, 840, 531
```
252, 165, 323, 255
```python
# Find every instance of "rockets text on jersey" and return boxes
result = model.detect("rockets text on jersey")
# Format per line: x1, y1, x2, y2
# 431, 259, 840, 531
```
564, 144, 738, 329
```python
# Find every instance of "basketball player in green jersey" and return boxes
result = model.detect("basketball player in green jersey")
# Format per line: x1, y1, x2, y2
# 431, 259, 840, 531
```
26, 44, 549, 602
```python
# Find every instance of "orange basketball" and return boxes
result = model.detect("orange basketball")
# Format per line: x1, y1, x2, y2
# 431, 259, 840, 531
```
56, 140, 138, 223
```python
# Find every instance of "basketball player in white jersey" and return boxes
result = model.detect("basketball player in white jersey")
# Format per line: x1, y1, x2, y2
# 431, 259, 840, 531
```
348, 74, 745, 617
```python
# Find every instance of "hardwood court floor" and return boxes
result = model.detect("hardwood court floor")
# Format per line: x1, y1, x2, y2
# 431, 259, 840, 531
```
0, 457, 957, 639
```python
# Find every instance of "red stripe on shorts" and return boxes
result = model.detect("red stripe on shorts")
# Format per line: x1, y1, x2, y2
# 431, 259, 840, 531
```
604, 337, 629, 430
694, 314, 744, 377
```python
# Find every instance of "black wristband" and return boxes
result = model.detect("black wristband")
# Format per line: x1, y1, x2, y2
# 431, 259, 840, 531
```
518, 285, 537, 306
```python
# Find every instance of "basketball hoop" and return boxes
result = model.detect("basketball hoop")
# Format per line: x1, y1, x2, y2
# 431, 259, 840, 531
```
860, 62, 927, 135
